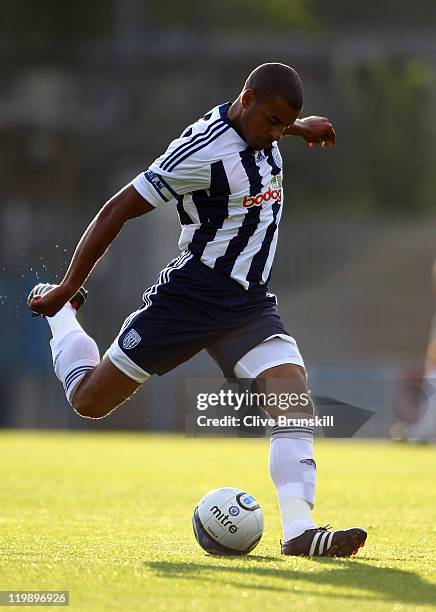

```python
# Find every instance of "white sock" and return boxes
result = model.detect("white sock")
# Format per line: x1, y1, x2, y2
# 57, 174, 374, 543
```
47, 304, 100, 404
46, 302, 81, 338
278, 497, 316, 541
269, 434, 317, 541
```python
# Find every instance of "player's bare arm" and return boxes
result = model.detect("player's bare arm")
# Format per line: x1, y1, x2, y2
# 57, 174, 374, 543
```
284, 116, 336, 148
28, 185, 153, 317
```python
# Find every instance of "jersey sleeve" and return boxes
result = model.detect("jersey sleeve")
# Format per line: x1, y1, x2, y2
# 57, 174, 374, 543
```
132, 134, 211, 208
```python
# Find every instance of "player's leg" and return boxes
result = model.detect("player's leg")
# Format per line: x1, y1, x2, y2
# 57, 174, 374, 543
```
29, 254, 211, 420
234, 342, 318, 540
71, 356, 141, 418
257, 361, 318, 542
234, 337, 366, 556
28, 283, 145, 419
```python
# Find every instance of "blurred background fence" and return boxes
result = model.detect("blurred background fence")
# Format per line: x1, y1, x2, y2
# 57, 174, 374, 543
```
1, 0, 436, 433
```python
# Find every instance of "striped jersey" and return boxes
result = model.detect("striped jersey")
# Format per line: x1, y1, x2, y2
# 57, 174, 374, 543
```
132, 102, 284, 291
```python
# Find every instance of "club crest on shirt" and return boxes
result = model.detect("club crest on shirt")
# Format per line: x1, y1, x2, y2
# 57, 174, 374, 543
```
122, 329, 142, 350
271, 175, 282, 188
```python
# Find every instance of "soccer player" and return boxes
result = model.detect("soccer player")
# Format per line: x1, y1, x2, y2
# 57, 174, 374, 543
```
28, 63, 367, 557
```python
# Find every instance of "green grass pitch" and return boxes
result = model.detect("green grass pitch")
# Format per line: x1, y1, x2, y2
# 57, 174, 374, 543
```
0, 432, 435, 611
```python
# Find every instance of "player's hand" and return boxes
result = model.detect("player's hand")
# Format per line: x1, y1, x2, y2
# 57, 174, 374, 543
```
27, 283, 73, 317
297, 116, 336, 149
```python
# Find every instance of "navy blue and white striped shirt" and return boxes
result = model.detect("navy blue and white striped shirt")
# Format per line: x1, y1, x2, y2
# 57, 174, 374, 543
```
132, 102, 284, 290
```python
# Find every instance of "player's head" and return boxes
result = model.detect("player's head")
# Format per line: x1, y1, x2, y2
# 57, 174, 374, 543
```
238, 63, 303, 150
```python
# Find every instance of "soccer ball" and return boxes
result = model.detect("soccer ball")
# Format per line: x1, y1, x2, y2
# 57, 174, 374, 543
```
192, 487, 264, 555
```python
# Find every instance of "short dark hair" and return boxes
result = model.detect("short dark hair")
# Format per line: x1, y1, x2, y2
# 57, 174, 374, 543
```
244, 63, 303, 110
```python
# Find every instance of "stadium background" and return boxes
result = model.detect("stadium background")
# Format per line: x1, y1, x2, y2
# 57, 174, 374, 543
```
1, 0, 436, 434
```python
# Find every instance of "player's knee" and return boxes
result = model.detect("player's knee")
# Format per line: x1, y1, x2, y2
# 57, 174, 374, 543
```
71, 388, 113, 419
73, 399, 112, 419
256, 363, 312, 418
257, 363, 307, 387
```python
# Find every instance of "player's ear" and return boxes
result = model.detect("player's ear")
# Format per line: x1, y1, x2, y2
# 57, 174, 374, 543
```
240, 89, 256, 110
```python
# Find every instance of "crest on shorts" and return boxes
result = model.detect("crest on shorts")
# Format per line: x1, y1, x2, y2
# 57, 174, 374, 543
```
122, 329, 142, 350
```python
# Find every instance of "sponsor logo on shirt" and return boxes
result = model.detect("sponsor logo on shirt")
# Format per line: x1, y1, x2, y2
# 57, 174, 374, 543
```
242, 185, 282, 208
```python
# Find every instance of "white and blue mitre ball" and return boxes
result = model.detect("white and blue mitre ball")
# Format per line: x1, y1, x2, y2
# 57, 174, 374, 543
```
193, 487, 264, 555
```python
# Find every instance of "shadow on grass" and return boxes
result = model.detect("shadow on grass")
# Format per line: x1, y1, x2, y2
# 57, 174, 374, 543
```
145, 557, 436, 605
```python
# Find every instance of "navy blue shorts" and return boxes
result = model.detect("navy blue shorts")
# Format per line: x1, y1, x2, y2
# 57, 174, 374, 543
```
107, 251, 290, 381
